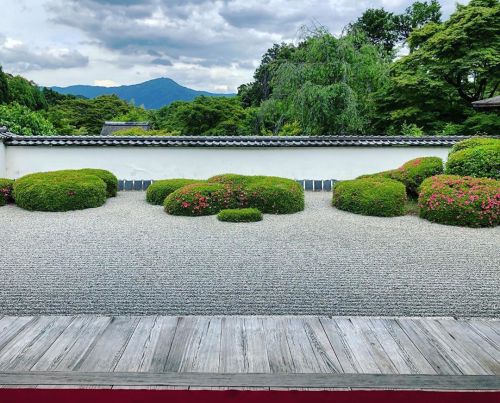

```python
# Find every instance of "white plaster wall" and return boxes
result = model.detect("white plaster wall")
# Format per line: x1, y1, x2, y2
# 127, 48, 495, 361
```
0, 141, 6, 178
5, 146, 451, 180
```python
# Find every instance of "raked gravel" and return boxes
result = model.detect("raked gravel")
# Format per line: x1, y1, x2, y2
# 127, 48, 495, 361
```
0, 192, 498, 317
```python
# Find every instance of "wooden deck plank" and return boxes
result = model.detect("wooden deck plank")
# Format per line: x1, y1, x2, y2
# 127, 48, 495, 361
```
262, 317, 295, 373
183, 317, 221, 373
243, 317, 270, 373
0, 317, 73, 371
147, 317, 178, 373
319, 317, 358, 373
77, 317, 140, 372
0, 317, 34, 353
220, 317, 247, 373
468, 320, 500, 350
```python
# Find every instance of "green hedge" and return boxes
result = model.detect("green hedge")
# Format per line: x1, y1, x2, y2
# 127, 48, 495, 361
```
217, 208, 263, 222
164, 183, 238, 216
13, 171, 107, 212
146, 179, 203, 205
358, 157, 443, 196
76, 169, 118, 197
419, 175, 499, 227
333, 177, 407, 217
445, 145, 500, 179
449, 137, 500, 155
0, 178, 14, 206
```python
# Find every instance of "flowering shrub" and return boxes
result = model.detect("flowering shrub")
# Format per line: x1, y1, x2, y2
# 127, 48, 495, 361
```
217, 208, 263, 222
146, 179, 204, 205
333, 177, 407, 217
449, 137, 500, 155
0, 178, 14, 206
358, 157, 443, 196
419, 175, 500, 227
445, 145, 500, 179
13, 170, 107, 212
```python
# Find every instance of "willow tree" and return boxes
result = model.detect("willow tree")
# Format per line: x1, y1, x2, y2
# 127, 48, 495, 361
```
268, 28, 390, 135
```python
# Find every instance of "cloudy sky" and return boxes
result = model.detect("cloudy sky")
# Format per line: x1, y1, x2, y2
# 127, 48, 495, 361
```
1, 0, 462, 92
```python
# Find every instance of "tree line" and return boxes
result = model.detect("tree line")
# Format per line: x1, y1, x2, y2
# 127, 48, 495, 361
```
0, 0, 498, 136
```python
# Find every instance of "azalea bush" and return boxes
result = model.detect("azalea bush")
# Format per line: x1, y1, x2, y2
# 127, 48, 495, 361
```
333, 177, 407, 217
449, 137, 500, 155
445, 145, 500, 180
419, 175, 500, 227
146, 179, 203, 205
0, 178, 14, 206
217, 208, 263, 222
13, 170, 108, 212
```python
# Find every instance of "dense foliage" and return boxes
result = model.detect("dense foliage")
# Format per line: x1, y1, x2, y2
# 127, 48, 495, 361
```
0, 178, 14, 206
445, 144, 500, 179
332, 177, 407, 217
449, 137, 500, 154
217, 208, 263, 222
77, 168, 118, 197
419, 175, 500, 227
0, 0, 498, 136
13, 170, 108, 212
146, 179, 204, 205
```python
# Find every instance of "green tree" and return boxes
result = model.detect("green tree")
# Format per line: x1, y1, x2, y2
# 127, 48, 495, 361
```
0, 67, 8, 104
6, 75, 47, 110
0, 103, 56, 135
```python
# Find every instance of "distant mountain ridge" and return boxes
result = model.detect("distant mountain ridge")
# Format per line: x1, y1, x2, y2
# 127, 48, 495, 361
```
51, 77, 234, 109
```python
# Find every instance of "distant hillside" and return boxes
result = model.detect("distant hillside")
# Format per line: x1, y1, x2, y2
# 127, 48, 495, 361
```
51, 77, 234, 109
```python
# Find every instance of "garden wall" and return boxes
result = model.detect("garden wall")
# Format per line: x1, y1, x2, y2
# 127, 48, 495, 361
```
2, 136, 456, 183
0, 140, 5, 177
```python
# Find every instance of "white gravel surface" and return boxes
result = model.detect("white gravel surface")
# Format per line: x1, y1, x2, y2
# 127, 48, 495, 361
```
0, 192, 499, 317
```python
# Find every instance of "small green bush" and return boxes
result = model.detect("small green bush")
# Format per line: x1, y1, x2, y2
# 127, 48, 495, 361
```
13, 171, 107, 212
357, 157, 443, 196
164, 183, 238, 216
146, 179, 203, 205
333, 178, 407, 217
0, 178, 15, 206
419, 175, 499, 227
244, 177, 304, 214
76, 169, 118, 197
217, 208, 263, 222
449, 137, 500, 155
445, 145, 500, 179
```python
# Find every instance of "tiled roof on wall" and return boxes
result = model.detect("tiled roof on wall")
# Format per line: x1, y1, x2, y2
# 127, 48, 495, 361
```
1, 135, 475, 147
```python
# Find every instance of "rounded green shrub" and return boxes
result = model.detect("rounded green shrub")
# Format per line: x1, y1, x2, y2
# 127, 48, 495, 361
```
419, 175, 499, 227
13, 171, 107, 212
146, 179, 203, 205
164, 183, 238, 216
76, 169, 118, 197
244, 177, 304, 214
450, 137, 500, 155
0, 178, 15, 206
217, 208, 263, 222
207, 173, 255, 186
333, 177, 407, 217
445, 145, 500, 179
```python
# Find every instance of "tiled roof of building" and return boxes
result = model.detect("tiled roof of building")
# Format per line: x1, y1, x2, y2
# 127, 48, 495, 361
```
472, 96, 500, 109
1, 134, 476, 147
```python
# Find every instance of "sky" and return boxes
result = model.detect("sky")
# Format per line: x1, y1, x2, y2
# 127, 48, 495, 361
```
0, 0, 463, 92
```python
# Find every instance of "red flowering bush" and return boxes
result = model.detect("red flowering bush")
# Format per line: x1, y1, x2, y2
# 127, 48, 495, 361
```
0, 178, 14, 206
146, 179, 204, 205
419, 175, 500, 227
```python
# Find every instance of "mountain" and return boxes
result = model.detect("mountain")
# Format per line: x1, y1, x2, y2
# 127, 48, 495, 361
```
51, 77, 234, 109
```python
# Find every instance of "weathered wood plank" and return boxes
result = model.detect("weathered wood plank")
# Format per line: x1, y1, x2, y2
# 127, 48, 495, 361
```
319, 317, 358, 373
243, 317, 270, 373
77, 317, 140, 372
220, 317, 247, 373
0, 317, 34, 353
262, 317, 295, 373
148, 317, 178, 373
468, 320, 500, 350
0, 317, 73, 371
1, 372, 499, 390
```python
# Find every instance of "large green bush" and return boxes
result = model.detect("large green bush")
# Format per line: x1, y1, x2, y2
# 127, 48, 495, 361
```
0, 178, 14, 206
445, 145, 500, 179
146, 179, 203, 205
358, 157, 443, 196
333, 177, 407, 217
449, 137, 500, 155
217, 208, 263, 222
164, 183, 238, 216
419, 175, 499, 227
76, 169, 118, 197
13, 171, 107, 212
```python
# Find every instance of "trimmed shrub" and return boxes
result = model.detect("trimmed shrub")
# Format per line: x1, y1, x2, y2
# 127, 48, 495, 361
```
244, 177, 304, 214
357, 157, 443, 196
164, 183, 238, 216
0, 178, 14, 206
76, 169, 118, 197
217, 208, 263, 222
13, 171, 107, 212
445, 145, 500, 179
146, 179, 203, 205
419, 175, 499, 227
449, 137, 500, 155
333, 177, 407, 217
